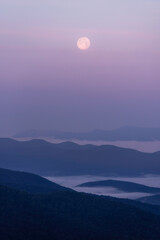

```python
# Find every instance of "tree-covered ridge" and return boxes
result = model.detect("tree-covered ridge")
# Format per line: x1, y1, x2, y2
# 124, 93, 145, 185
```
1, 184, 160, 240
138, 194, 160, 205
0, 168, 71, 193
0, 138, 160, 176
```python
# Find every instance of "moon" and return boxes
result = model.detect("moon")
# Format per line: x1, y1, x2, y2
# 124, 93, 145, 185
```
77, 37, 91, 50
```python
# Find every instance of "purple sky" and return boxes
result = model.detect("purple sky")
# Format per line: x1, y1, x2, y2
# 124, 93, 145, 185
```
0, 0, 160, 136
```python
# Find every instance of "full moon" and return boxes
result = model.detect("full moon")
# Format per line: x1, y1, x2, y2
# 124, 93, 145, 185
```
77, 37, 91, 50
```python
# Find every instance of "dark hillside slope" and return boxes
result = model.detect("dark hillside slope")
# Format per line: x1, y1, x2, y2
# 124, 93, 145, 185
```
1, 167, 160, 217
103, 195, 160, 216
1, 185, 160, 240
0, 138, 160, 176
138, 194, 160, 205
0, 168, 71, 193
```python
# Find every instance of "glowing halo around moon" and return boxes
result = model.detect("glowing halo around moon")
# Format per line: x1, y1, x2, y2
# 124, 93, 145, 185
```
77, 37, 91, 50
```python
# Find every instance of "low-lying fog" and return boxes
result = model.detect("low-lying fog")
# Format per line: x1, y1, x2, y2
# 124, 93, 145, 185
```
47, 175, 160, 199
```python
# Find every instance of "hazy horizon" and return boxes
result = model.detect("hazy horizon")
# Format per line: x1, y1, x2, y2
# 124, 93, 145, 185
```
0, 0, 160, 136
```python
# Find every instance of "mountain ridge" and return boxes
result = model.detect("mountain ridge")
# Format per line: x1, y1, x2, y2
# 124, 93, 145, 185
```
1, 138, 160, 176
0, 167, 71, 193
1, 183, 160, 239
77, 179, 160, 193
13, 126, 160, 141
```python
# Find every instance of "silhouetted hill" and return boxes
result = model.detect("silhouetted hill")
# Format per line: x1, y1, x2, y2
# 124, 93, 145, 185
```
104, 195, 160, 216
2, 167, 160, 216
13, 126, 160, 141
77, 179, 160, 193
138, 194, 160, 205
1, 184, 160, 239
0, 168, 71, 193
1, 138, 160, 176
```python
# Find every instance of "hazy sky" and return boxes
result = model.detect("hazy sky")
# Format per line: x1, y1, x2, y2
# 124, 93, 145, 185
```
0, 0, 160, 136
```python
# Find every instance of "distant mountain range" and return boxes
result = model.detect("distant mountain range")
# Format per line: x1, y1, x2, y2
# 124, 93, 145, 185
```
1, 167, 160, 239
1, 138, 160, 176
13, 126, 160, 141
77, 179, 160, 194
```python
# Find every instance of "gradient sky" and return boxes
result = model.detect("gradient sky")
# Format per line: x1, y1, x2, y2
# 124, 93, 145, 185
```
0, 0, 160, 136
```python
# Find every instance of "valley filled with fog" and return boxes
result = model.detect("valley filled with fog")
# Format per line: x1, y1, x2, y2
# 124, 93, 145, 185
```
47, 175, 160, 199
